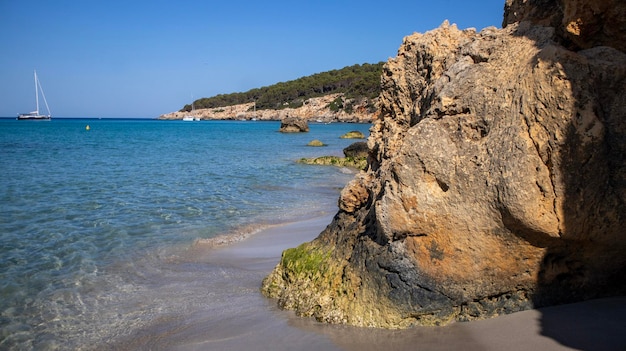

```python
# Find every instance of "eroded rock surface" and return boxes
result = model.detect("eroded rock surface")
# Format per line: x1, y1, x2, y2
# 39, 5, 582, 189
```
263, 0, 626, 328
503, 0, 626, 52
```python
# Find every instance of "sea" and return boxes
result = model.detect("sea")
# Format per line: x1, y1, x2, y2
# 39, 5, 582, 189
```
0, 118, 371, 350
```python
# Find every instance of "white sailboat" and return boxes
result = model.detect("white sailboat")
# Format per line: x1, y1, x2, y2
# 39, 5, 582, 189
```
18, 70, 51, 120
182, 96, 200, 121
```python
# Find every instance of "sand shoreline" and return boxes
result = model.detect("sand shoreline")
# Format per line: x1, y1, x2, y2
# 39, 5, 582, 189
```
113, 213, 625, 350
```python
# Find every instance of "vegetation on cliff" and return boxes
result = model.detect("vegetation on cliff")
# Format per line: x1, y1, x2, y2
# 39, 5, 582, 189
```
181, 62, 383, 113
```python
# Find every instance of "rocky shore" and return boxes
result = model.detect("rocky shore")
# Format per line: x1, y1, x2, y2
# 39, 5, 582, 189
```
158, 94, 378, 123
298, 140, 369, 170
262, 0, 626, 328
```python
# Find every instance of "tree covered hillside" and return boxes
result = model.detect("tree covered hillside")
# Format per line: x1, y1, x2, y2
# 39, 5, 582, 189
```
181, 62, 384, 112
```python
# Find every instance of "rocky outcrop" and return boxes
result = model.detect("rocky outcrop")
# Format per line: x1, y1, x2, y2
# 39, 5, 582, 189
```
262, 0, 626, 328
296, 156, 367, 170
279, 116, 309, 133
158, 94, 378, 123
297, 142, 370, 170
343, 142, 368, 159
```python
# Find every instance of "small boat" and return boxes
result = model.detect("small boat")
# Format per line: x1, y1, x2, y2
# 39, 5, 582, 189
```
182, 116, 200, 121
18, 70, 51, 120
182, 96, 200, 121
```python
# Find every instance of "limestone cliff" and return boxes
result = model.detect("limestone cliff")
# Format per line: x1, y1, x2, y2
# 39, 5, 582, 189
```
158, 94, 377, 123
262, 0, 626, 328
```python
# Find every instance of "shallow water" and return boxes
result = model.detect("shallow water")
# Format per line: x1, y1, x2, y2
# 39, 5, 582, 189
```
0, 118, 369, 349
4, 119, 619, 351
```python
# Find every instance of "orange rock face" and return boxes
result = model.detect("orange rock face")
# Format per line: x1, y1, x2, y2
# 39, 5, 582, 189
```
263, 0, 626, 327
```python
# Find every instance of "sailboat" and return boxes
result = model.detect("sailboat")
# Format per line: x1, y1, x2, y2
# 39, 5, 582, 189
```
18, 70, 51, 120
182, 96, 200, 121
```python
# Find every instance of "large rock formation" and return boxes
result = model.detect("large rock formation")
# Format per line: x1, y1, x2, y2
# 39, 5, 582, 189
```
262, 0, 626, 328
279, 116, 309, 133
343, 142, 368, 159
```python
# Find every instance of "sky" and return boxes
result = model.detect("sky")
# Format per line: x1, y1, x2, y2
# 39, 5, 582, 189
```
0, 0, 505, 118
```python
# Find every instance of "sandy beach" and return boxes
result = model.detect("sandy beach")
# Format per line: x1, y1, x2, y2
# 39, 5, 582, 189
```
107, 214, 626, 351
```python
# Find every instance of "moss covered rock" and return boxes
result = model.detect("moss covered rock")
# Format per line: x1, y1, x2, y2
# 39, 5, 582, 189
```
297, 156, 367, 170
340, 131, 365, 139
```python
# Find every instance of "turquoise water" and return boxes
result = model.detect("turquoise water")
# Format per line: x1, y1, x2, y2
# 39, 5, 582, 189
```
0, 119, 369, 349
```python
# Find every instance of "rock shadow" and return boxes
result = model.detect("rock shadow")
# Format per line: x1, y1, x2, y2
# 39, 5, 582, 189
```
508, 2, 626, 348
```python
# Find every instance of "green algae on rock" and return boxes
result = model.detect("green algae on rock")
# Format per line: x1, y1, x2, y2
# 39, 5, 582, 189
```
296, 156, 367, 170
307, 139, 327, 147
340, 130, 365, 139
298, 141, 369, 169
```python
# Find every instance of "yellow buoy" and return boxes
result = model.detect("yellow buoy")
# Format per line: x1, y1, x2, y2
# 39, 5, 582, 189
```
86, 125, 90, 131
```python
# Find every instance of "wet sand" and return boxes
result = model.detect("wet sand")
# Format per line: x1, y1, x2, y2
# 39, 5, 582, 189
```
110, 214, 626, 351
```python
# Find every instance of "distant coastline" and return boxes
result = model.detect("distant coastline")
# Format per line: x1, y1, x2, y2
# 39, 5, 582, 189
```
158, 93, 378, 123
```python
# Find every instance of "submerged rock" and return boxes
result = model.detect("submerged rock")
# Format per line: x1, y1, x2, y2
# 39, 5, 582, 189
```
263, 0, 626, 328
296, 156, 367, 170
307, 139, 326, 147
340, 130, 365, 139
298, 142, 369, 170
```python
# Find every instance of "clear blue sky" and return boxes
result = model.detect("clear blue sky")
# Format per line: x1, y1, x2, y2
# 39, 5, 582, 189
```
0, 0, 505, 118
